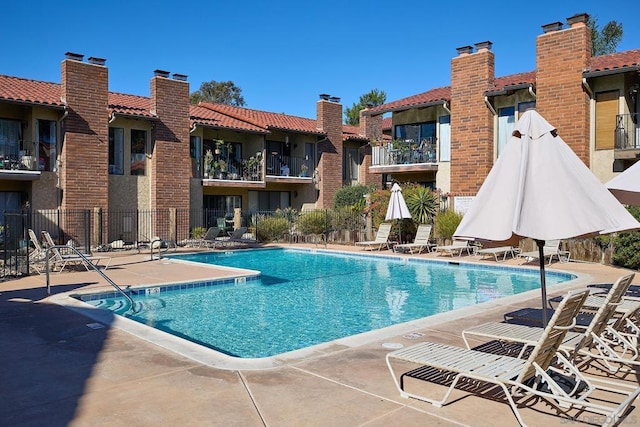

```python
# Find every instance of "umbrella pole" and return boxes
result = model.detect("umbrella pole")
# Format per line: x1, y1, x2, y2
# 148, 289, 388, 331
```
536, 239, 548, 326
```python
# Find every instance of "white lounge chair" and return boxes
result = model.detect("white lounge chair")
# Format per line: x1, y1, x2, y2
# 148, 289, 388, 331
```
433, 239, 473, 257
476, 245, 520, 262
27, 228, 51, 273
394, 224, 434, 254
387, 289, 640, 426
463, 273, 640, 373
355, 223, 392, 251
42, 230, 111, 272
517, 239, 570, 264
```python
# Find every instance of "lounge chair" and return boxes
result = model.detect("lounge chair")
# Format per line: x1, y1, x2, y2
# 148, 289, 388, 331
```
387, 289, 640, 426
476, 245, 521, 262
517, 239, 570, 265
27, 228, 51, 273
189, 226, 221, 248
215, 227, 257, 248
394, 224, 435, 254
463, 273, 640, 373
355, 223, 392, 251
433, 239, 473, 257
41, 230, 111, 272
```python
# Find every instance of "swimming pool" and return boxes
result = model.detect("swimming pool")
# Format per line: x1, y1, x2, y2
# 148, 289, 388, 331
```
75, 248, 575, 359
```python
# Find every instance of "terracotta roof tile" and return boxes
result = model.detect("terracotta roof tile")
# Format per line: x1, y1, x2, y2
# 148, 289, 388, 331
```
367, 86, 451, 114
590, 48, 640, 72
382, 117, 392, 130
342, 124, 368, 141
108, 92, 155, 118
487, 71, 536, 92
199, 103, 325, 135
0, 75, 63, 107
190, 104, 268, 133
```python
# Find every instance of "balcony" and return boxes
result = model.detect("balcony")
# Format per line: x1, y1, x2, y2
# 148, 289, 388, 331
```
615, 113, 640, 150
370, 139, 438, 173
0, 154, 41, 180
265, 154, 313, 178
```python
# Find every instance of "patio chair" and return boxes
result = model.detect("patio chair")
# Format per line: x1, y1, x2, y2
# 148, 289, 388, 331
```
386, 289, 640, 426
190, 226, 221, 248
517, 239, 570, 265
394, 224, 435, 254
433, 239, 473, 257
215, 227, 257, 248
355, 223, 392, 251
41, 230, 111, 272
476, 245, 521, 262
27, 228, 51, 273
462, 273, 640, 373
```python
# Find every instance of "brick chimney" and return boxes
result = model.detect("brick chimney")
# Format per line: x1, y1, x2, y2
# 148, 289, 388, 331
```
316, 95, 343, 208
60, 52, 109, 212
536, 13, 591, 165
359, 109, 382, 186
450, 42, 495, 195
149, 70, 191, 238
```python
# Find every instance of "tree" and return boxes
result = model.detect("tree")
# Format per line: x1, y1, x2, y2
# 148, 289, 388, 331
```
189, 80, 246, 106
344, 89, 386, 126
587, 16, 623, 56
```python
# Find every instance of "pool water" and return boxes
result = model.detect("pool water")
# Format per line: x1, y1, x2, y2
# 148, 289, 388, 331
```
80, 248, 574, 358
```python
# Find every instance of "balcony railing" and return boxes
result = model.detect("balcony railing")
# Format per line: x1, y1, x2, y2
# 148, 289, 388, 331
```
265, 154, 313, 177
371, 139, 437, 166
615, 113, 640, 149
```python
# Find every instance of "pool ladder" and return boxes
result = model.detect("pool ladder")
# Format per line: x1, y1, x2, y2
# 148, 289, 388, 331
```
44, 245, 139, 313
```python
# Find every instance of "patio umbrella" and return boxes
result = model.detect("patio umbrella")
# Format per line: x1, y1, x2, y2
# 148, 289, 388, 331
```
385, 183, 412, 242
606, 160, 640, 206
454, 110, 640, 325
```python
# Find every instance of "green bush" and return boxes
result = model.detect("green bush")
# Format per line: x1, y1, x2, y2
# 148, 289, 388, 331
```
331, 206, 364, 232
334, 184, 374, 209
613, 206, 640, 269
434, 210, 463, 241
190, 226, 207, 239
405, 186, 438, 225
255, 216, 290, 242
296, 210, 332, 235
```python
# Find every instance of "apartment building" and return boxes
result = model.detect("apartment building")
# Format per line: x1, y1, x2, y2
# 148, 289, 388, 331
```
364, 13, 640, 211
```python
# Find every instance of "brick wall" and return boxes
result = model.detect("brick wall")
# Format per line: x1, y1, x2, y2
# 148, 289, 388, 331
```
60, 56, 109, 212
536, 14, 591, 166
316, 99, 343, 208
450, 44, 495, 194
150, 74, 191, 238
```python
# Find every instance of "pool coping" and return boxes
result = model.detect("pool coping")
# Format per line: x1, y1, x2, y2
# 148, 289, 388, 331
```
49, 249, 592, 371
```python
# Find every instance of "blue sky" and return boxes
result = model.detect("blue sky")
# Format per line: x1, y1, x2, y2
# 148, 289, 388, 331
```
3, 1, 639, 120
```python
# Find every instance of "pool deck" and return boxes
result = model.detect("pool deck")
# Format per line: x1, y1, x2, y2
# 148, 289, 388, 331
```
1, 243, 639, 426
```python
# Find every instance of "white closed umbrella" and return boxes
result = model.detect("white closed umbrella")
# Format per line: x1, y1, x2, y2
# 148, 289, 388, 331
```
454, 110, 640, 325
606, 160, 640, 206
386, 183, 412, 242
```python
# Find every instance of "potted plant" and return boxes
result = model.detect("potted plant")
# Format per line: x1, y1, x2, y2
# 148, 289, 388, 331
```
214, 139, 224, 155
203, 149, 214, 178
299, 164, 309, 177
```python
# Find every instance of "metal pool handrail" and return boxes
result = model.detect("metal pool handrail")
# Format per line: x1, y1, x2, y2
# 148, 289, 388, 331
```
44, 245, 138, 312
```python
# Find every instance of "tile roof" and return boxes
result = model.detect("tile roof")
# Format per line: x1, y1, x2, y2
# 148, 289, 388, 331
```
590, 48, 640, 72
366, 86, 451, 114
0, 75, 63, 107
342, 124, 368, 141
486, 71, 536, 93
190, 104, 268, 133
108, 92, 155, 118
382, 117, 392, 130
198, 103, 325, 135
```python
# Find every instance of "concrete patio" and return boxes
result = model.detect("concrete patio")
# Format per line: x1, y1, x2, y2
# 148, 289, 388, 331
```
1, 244, 639, 426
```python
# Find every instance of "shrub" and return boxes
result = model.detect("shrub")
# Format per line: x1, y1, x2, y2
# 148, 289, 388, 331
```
405, 186, 438, 225
331, 206, 364, 233
613, 206, 640, 269
334, 184, 374, 209
255, 216, 290, 242
296, 210, 332, 235
434, 210, 463, 241
190, 226, 207, 239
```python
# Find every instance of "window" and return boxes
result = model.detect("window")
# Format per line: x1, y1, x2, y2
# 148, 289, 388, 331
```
109, 127, 124, 175
395, 122, 436, 143
497, 107, 515, 158
36, 119, 56, 171
0, 119, 21, 163
518, 101, 536, 113
204, 195, 241, 215
130, 129, 147, 175
343, 147, 359, 180
248, 190, 290, 212
595, 91, 619, 150
190, 136, 202, 177
438, 116, 451, 161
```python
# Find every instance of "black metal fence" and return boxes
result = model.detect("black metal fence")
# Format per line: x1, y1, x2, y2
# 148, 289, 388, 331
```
1, 207, 367, 277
